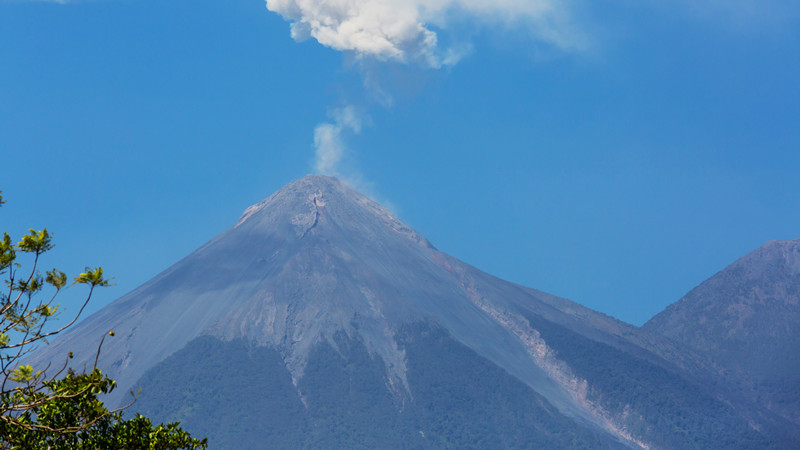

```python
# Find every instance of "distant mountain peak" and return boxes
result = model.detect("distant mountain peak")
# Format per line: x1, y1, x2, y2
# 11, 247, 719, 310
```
645, 238, 800, 340
739, 239, 800, 275
644, 238, 800, 423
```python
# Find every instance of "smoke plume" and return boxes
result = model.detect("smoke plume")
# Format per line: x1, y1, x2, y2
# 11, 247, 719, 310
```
265, 0, 581, 67
274, 0, 580, 198
313, 106, 363, 177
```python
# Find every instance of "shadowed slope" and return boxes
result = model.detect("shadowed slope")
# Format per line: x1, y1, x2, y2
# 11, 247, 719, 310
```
133, 324, 616, 449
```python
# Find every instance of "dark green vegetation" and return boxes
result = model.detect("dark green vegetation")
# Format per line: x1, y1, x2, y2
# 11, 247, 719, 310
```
134, 324, 613, 449
0, 190, 206, 449
1, 368, 206, 449
132, 336, 306, 449
522, 311, 785, 449
397, 323, 609, 449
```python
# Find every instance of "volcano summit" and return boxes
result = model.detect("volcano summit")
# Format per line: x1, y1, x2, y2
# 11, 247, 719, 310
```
28, 176, 797, 448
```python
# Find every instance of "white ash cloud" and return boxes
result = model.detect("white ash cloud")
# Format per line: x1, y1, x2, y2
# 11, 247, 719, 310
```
265, 0, 582, 67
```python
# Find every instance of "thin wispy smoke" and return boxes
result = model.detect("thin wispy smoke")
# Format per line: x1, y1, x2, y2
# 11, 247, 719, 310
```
311, 107, 396, 209
313, 106, 363, 178
265, 0, 583, 68
278, 0, 581, 202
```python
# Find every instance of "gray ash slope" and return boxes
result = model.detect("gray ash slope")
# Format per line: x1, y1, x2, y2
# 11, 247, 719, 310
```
28, 175, 794, 448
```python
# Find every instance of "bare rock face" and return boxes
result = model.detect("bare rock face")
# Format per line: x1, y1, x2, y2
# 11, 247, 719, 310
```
644, 239, 800, 423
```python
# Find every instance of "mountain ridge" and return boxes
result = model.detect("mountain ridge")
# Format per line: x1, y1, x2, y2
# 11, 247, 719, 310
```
25, 175, 797, 448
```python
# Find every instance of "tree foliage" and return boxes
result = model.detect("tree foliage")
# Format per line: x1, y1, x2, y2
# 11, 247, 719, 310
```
0, 190, 206, 449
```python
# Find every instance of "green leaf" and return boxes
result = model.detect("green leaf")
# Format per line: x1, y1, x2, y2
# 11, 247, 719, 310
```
0, 232, 15, 272
17, 228, 54, 254
9, 364, 40, 383
75, 266, 113, 287
46, 268, 68, 289
37, 304, 58, 317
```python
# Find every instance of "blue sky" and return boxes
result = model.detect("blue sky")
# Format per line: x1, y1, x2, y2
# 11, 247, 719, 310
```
2, 0, 799, 326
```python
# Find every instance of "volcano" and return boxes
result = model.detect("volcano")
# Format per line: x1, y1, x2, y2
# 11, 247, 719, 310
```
28, 175, 796, 448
